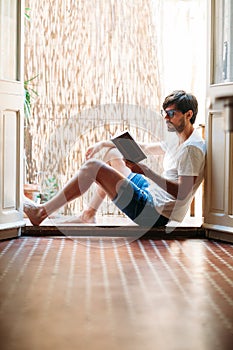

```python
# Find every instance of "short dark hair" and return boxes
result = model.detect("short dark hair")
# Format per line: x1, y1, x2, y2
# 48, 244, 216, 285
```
162, 90, 198, 124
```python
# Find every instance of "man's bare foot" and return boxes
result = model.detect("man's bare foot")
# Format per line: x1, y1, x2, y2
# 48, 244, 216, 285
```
24, 202, 47, 226
61, 210, 97, 224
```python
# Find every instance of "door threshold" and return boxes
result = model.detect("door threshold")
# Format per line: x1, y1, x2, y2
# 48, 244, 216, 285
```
22, 216, 205, 239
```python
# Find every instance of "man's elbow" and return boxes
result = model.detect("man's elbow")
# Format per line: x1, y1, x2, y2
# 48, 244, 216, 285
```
177, 189, 191, 201
177, 177, 197, 200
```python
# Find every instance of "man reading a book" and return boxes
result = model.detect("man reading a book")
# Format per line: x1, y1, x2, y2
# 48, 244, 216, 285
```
24, 90, 206, 227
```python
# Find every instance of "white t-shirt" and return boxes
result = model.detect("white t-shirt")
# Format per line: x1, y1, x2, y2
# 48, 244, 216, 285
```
149, 129, 206, 222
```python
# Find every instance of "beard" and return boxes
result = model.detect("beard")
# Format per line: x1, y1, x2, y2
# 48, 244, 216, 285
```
166, 117, 185, 133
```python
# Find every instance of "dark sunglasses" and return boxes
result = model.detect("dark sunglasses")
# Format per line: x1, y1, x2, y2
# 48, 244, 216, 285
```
160, 109, 180, 118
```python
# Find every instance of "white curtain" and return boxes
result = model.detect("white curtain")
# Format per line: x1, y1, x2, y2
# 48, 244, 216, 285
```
154, 0, 207, 123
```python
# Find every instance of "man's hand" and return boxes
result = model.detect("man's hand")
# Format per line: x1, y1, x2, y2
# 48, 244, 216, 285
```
85, 143, 101, 159
125, 160, 148, 175
85, 140, 115, 160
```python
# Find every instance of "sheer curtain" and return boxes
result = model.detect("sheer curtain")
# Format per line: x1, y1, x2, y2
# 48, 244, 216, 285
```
153, 0, 207, 220
155, 0, 207, 124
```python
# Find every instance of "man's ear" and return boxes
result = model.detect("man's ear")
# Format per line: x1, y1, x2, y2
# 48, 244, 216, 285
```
186, 110, 193, 121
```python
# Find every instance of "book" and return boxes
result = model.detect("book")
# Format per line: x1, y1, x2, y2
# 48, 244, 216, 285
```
111, 131, 147, 163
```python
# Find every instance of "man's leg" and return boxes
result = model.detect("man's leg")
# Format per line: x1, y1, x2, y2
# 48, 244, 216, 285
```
24, 159, 128, 226
63, 186, 106, 223
63, 147, 131, 223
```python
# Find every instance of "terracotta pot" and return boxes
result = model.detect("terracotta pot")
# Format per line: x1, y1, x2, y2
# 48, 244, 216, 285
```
24, 184, 40, 201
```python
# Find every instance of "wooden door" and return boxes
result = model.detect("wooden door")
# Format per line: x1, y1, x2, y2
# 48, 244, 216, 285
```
204, 0, 233, 242
0, 0, 25, 239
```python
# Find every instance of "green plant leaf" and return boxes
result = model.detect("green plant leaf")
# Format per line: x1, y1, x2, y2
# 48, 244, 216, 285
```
24, 74, 39, 120
25, 7, 31, 21
24, 74, 39, 84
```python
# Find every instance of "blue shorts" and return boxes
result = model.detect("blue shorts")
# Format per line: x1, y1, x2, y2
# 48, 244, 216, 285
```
112, 173, 168, 227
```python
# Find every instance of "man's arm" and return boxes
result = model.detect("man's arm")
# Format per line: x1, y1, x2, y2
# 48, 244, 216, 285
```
85, 140, 115, 159
148, 172, 197, 200
86, 140, 164, 159
125, 161, 197, 200
138, 142, 165, 156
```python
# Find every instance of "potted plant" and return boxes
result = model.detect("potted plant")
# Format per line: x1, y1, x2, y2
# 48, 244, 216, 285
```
23, 7, 41, 200
23, 75, 40, 200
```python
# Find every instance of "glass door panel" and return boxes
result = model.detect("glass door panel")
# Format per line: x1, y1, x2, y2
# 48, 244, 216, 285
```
213, 0, 233, 84
0, 0, 18, 80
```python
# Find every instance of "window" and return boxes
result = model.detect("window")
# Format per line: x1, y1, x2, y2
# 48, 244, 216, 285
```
0, 0, 18, 80
212, 0, 233, 84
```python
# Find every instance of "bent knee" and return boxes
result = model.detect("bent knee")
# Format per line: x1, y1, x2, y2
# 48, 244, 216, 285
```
103, 147, 123, 163
82, 158, 112, 183
84, 158, 105, 169
83, 159, 111, 175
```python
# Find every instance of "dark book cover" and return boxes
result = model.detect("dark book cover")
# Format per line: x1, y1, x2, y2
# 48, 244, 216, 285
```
111, 131, 147, 163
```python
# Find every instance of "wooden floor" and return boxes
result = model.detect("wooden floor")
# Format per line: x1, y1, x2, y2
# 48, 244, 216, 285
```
0, 236, 232, 350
